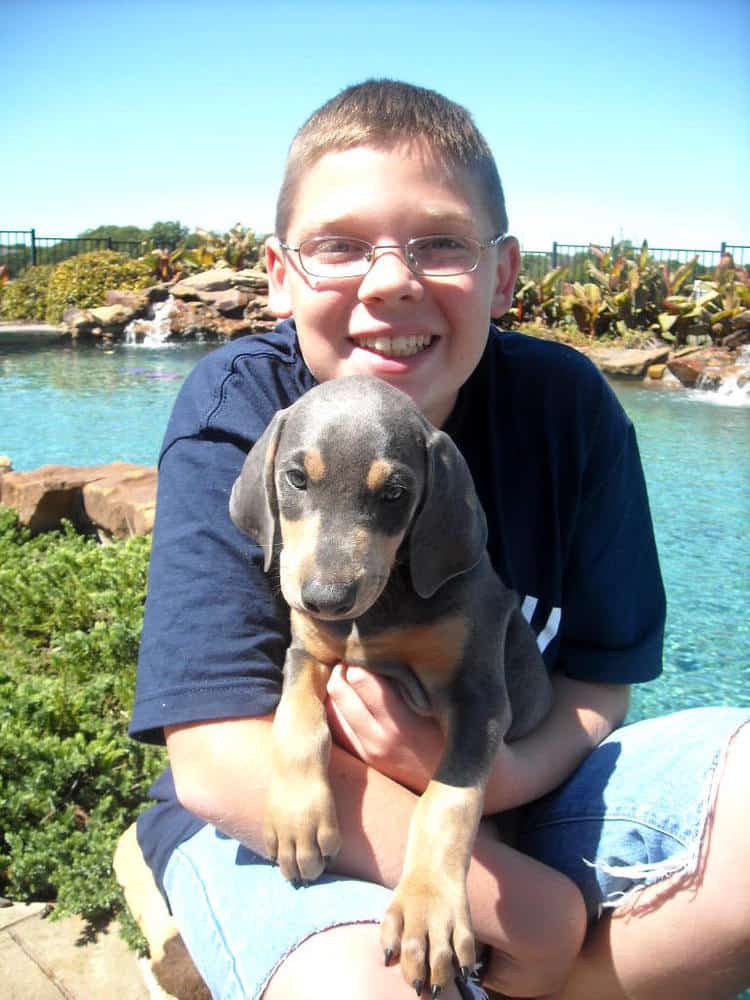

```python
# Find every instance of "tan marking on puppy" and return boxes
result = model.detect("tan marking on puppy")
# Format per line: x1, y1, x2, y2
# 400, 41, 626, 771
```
273, 651, 333, 771
366, 458, 393, 492
290, 608, 347, 665
343, 615, 468, 686
279, 512, 320, 607
303, 448, 326, 482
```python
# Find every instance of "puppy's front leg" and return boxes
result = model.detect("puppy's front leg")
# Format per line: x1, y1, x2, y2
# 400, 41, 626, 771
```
381, 682, 508, 995
265, 646, 340, 881
382, 779, 484, 995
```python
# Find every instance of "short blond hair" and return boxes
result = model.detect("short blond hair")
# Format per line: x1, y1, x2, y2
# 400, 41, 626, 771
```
275, 79, 508, 239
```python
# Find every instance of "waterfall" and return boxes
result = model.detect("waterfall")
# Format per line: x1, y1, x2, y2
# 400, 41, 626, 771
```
692, 345, 750, 407
124, 296, 176, 347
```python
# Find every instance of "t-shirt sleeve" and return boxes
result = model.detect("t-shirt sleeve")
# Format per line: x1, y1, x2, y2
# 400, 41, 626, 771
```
557, 381, 666, 684
129, 339, 308, 745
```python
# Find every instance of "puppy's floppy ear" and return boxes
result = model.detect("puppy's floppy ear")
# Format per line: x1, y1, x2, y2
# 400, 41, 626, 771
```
229, 410, 286, 571
409, 429, 487, 599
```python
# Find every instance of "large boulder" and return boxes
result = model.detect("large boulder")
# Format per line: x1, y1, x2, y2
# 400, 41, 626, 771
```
82, 465, 158, 538
88, 304, 140, 337
0, 462, 157, 538
171, 267, 237, 296
667, 348, 738, 388
585, 346, 671, 378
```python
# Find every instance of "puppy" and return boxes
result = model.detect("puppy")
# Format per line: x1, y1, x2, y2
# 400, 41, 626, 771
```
230, 375, 552, 995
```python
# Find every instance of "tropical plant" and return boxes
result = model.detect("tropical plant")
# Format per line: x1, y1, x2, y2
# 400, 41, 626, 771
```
510, 266, 568, 326
559, 280, 613, 337
183, 224, 266, 271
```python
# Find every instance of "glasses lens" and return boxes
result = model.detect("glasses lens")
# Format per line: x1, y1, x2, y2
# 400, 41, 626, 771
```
300, 237, 370, 277
410, 236, 479, 274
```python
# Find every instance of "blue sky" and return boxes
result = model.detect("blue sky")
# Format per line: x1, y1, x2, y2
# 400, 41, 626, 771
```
2, 0, 748, 253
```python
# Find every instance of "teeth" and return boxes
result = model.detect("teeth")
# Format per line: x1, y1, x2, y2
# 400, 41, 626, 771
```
358, 334, 434, 357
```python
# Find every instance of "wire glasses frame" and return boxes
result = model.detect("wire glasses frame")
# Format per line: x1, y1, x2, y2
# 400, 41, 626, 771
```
279, 233, 507, 278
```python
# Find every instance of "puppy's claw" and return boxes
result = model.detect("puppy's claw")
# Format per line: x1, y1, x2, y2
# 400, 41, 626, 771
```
431, 986, 442, 999
383, 947, 393, 965
460, 966, 471, 981
413, 980, 424, 997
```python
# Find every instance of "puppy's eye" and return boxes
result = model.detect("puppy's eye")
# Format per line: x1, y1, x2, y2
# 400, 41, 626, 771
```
286, 469, 308, 490
381, 483, 406, 503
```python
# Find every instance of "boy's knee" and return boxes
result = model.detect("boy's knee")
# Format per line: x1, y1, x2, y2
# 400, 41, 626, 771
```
262, 921, 465, 1000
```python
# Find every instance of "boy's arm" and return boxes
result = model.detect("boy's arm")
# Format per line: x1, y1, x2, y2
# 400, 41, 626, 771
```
166, 716, 586, 997
483, 673, 630, 813
325, 666, 629, 813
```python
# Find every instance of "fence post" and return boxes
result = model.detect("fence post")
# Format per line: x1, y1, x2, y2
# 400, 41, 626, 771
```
30, 228, 37, 267
720, 241, 726, 258
552, 241, 558, 269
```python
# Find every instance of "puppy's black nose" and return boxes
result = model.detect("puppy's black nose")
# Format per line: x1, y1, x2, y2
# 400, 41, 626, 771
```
301, 579, 357, 618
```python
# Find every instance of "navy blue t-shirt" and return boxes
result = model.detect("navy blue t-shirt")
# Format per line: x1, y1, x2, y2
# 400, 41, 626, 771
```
130, 322, 665, 891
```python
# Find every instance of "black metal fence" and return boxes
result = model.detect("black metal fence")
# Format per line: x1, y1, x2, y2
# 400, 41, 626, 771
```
2, 228, 748, 285
521, 241, 749, 281
0, 229, 144, 278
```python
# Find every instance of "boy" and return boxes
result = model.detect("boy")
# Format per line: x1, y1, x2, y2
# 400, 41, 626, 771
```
131, 80, 750, 999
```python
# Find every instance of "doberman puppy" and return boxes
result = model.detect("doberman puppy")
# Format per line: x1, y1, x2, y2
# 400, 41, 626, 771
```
230, 375, 552, 997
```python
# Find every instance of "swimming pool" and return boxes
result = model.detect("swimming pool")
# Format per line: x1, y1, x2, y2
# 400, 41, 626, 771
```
1, 339, 748, 722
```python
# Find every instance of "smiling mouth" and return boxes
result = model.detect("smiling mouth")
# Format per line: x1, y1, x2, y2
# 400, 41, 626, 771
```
355, 334, 435, 358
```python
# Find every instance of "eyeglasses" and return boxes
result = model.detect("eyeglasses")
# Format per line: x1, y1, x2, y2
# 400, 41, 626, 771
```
279, 233, 506, 279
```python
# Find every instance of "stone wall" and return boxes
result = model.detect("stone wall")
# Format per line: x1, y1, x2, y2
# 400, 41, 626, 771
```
0, 460, 157, 540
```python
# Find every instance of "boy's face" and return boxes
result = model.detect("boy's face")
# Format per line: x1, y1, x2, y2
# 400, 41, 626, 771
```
267, 142, 519, 427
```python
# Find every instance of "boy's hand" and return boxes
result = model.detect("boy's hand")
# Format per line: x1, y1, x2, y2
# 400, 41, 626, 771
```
326, 664, 444, 793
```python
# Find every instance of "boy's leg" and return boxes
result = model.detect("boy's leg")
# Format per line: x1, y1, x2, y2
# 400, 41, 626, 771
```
516, 707, 750, 1000
163, 824, 481, 1000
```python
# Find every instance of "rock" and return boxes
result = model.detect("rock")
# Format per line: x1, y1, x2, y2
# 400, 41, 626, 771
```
172, 267, 236, 294
586, 346, 671, 378
88, 303, 139, 334
231, 268, 269, 292
168, 299, 260, 340
62, 307, 96, 337
196, 287, 250, 318
82, 465, 158, 538
0, 456, 12, 496
104, 288, 151, 313
722, 327, 750, 349
646, 363, 666, 380
0, 462, 157, 537
170, 281, 201, 302
168, 299, 222, 338
667, 348, 736, 388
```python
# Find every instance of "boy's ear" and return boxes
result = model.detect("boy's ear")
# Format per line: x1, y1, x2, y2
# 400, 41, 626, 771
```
265, 237, 293, 318
490, 235, 521, 320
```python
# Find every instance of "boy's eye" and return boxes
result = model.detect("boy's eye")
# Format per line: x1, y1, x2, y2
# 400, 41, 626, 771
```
305, 237, 368, 262
411, 235, 474, 269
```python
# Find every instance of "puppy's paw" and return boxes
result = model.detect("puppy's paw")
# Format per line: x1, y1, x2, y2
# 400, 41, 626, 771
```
264, 772, 340, 882
381, 869, 475, 996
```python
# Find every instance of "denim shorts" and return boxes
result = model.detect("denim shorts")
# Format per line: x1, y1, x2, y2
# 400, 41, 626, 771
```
162, 707, 748, 999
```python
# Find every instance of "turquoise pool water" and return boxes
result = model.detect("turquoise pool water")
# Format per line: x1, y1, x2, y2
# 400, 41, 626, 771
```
1, 340, 748, 722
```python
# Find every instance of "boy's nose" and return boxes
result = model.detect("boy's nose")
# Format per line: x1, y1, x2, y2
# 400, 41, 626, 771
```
357, 248, 424, 303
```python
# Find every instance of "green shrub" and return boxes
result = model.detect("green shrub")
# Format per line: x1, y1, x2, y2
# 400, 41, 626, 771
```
44, 250, 154, 324
0, 508, 165, 931
0, 264, 56, 322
